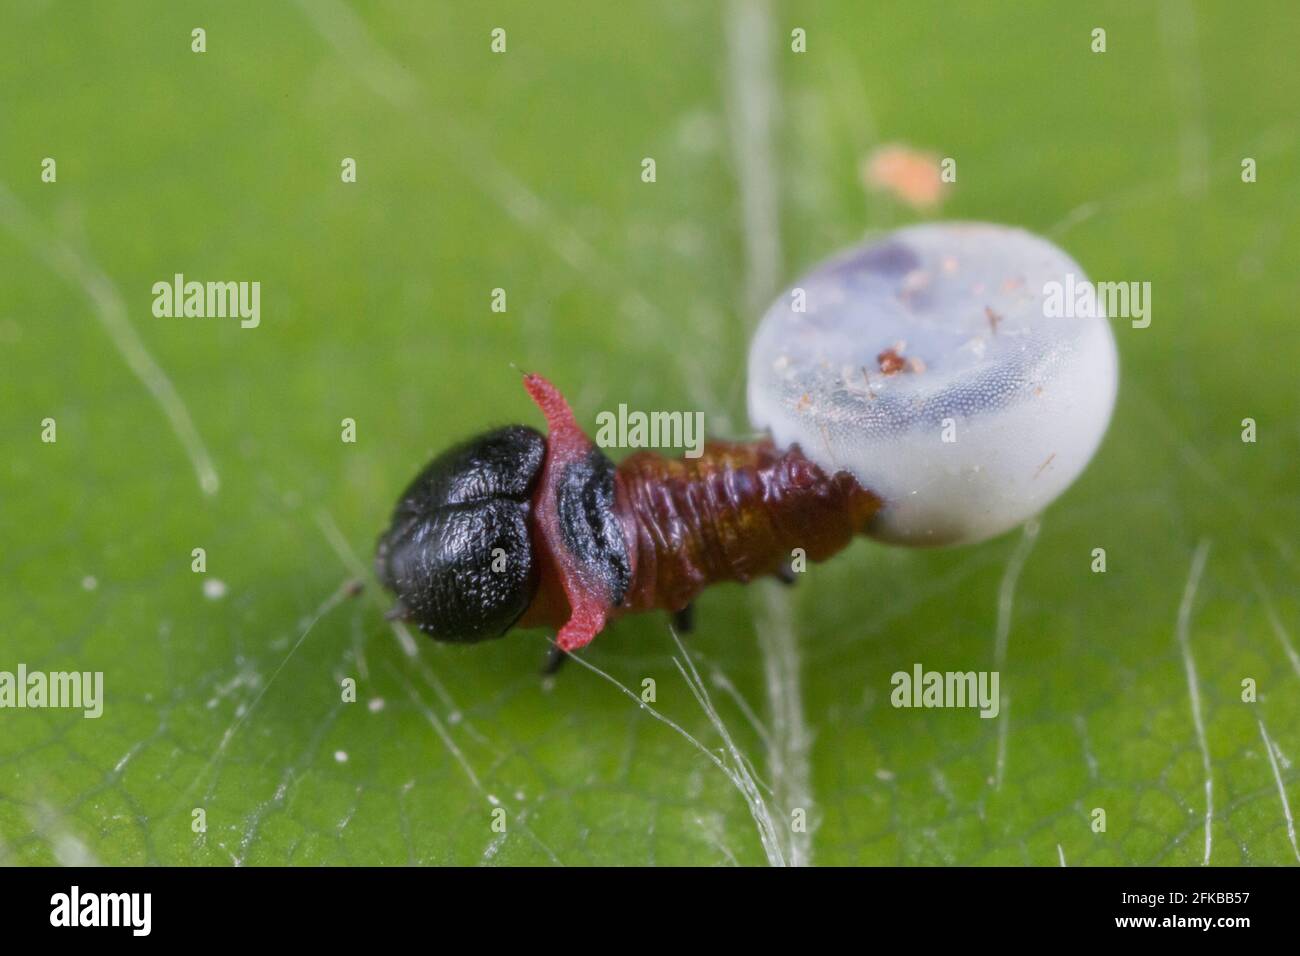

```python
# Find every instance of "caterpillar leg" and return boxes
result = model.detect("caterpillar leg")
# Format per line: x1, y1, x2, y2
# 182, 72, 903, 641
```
541, 644, 569, 676
671, 603, 695, 634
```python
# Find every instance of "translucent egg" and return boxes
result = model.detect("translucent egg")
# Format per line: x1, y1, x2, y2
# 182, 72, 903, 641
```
747, 222, 1118, 546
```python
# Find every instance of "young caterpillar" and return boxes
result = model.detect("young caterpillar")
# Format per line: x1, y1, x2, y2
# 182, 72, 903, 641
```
375, 223, 1118, 663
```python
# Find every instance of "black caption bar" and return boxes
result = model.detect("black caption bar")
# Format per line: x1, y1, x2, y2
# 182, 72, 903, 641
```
0, 865, 1286, 942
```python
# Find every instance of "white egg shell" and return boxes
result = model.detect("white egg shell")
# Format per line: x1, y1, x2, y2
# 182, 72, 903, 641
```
747, 222, 1118, 546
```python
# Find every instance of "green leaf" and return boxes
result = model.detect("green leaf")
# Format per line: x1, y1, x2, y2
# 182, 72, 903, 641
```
2, 0, 1296, 866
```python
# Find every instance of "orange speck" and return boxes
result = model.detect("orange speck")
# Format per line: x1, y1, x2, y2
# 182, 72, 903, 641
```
862, 144, 947, 210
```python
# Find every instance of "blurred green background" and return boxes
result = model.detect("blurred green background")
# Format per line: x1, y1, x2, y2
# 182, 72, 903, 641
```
1, 0, 1297, 865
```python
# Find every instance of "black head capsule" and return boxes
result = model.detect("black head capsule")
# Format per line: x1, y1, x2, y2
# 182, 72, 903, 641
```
375, 425, 546, 643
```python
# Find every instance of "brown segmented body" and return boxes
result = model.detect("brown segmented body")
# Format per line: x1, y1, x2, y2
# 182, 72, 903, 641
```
614, 439, 882, 615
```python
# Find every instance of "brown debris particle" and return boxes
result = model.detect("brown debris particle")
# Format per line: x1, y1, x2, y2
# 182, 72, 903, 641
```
1033, 453, 1057, 479
877, 347, 907, 375
985, 306, 1002, 334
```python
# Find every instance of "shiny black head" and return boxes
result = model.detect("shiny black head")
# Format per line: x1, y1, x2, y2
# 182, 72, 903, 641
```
375, 425, 546, 643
